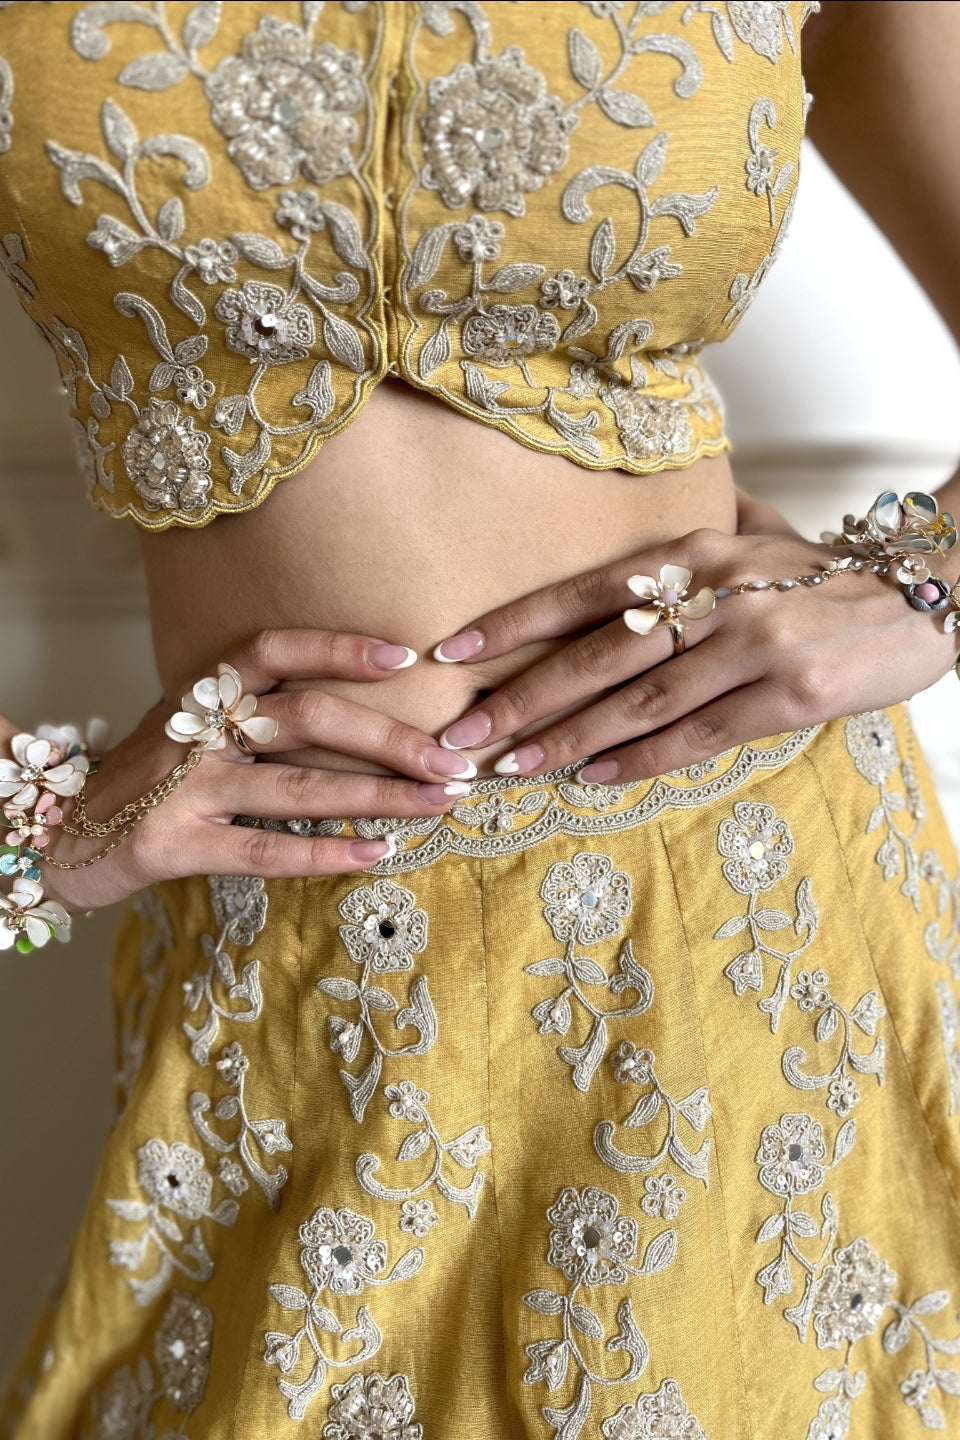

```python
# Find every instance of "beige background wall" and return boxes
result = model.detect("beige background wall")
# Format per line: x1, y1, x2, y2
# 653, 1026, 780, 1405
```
2, 141, 960, 1381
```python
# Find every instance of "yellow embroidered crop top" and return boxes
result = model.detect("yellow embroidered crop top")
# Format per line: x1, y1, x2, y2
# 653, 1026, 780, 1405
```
0, 1, 814, 529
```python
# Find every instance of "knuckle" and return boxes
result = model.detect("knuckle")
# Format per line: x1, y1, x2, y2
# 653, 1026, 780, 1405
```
683, 710, 729, 755
556, 567, 605, 622
687, 525, 722, 553
491, 682, 533, 729
239, 827, 281, 872
379, 715, 416, 761
246, 628, 280, 672
618, 676, 669, 727
372, 775, 402, 813
574, 627, 617, 682
789, 663, 830, 713
290, 688, 327, 730
277, 765, 319, 811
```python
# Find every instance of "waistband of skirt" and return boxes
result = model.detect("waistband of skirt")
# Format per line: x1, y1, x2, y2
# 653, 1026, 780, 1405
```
239, 726, 823, 876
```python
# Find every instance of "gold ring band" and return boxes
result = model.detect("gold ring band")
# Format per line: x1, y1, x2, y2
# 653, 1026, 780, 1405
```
669, 624, 685, 656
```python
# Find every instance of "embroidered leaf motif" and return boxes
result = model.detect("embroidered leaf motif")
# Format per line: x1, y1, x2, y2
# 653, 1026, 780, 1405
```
47, 142, 127, 205
154, 1212, 183, 1244
639, 1228, 676, 1276
231, 233, 287, 269
214, 1094, 239, 1121
570, 1303, 604, 1339
714, 914, 748, 940
119, 52, 188, 90
526, 957, 567, 978
607, 1298, 649, 1373
524, 1289, 565, 1316
649, 187, 719, 236
101, 98, 139, 161
487, 263, 545, 292
571, 955, 607, 985
561, 302, 599, 342
935, 1370, 960, 1395
610, 939, 654, 1004
795, 876, 820, 936
223, 427, 272, 495
157, 197, 185, 243
544, 1373, 591, 1440
814, 1368, 844, 1394
318, 976, 361, 1002
558, 1015, 608, 1092
545, 400, 603, 459
310, 1301, 342, 1333
920, 1405, 946, 1430
848, 1037, 885, 1080
407, 225, 450, 288
757, 1213, 785, 1243
182, 0, 222, 53
269, 1283, 308, 1311
625, 1090, 661, 1127
598, 88, 655, 127
668, 1133, 710, 1184
293, 361, 335, 421
419, 322, 451, 381
364, 986, 398, 1012
109, 354, 134, 399
140, 133, 210, 188
105, 1198, 150, 1222
631, 32, 702, 98
388, 1246, 425, 1283
434, 1170, 484, 1218
341, 1052, 382, 1123
323, 313, 365, 372
754, 908, 791, 931
279, 1356, 329, 1421
462, 361, 512, 409
833, 1118, 856, 1163
788, 1211, 817, 1239
70, 4, 160, 61
815, 1008, 838, 1043
568, 28, 602, 89
397, 1128, 430, 1162
914, 1292, 952, 1315
589, 218, 616, 281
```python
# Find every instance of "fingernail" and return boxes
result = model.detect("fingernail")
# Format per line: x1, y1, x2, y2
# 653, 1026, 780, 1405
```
494, 744, 545, 777
349, 839, 395, 862
366, 644, 418, 670
433, 630, 484, 663
423, 745, 477, 779
438, 711, 491, 750
578, 760, 621, 783
416, 781, 471, 804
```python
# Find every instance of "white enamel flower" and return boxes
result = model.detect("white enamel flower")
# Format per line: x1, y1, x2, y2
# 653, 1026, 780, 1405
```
0, 731, 89, 809
165, 663, 277, 751
541, 851, 632, 945
547, 1185, 638, 1287
0, 878, 71, 951
623, 564, 716, 637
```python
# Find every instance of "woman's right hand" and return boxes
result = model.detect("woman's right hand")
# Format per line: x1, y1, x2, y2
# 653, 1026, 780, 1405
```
31, 629, 476, 913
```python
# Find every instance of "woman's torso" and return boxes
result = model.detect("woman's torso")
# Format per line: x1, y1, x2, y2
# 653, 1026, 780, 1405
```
0, 1, 810, 771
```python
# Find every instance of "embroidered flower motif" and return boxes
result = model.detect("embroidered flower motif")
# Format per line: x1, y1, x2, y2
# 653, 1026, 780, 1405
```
728, 0, 796, 63
532, 994, 573, 1036
547, 1185, 638, 1286
610, 1041, 654, 1085
641, 1174, 686, 1221
452, 213, 505, 263
399, 1198, 439, 1239
215, 281, 315, 365
845, 711, 900, 785
217, 1157, 249, 1196
541, 852, 632, 945
807, 1397, 851, 1440
166, 663, 277, 751
275, 187, 327, 235
811, 1236, 896, 1349
298, 1206, 387, 1294
602, 387, 694, 463
208, 874, 268, 946
121, 398, 212, 513
628, 246, 682, 293
0, 878, 70, 953
718, 800, 794, 894
826, 1074, 860, 1118
386, 1080, 429, 1124
540, 269, 591, 309
745, 144, 777, 196
323, 1371, 423, 1440
136, 1139, 214, 1220
901, 1370, 935, 1412
461, 303, 560, 367
338, 879, 428, 972
0, 731, 89, 810
328, 1014, 364, 1062
420, 47, 574, 216
154, 1290, 213, 1411
92, 1366, 149, 1440
183, 238, 238, 285
567, 359, 602, 397
216, 1041, 249, 1088
170, 363, 215, 410
583, 0, 626, 16
601, 1377, 706, 1439
756, 1113, 826, 1197
204, 17, 364, 190
790, 969, 829, 1011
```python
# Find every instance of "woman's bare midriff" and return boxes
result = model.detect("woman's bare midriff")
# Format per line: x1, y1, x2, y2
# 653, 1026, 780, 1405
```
139, 379, 737, 777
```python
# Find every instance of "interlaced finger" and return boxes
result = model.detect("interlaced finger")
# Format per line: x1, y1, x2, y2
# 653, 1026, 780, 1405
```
206, 761, 473, 819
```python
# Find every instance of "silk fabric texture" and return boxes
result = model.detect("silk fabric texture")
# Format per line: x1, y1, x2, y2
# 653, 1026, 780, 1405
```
3, 708, 960, 1438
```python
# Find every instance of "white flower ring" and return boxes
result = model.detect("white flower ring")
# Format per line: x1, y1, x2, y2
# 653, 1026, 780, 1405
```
164, 663, 278, 753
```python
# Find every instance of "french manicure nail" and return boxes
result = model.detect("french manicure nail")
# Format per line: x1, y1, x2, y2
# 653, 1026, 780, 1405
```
494, 744, 545, 777
366, 644, 418, 670
433, 630, 484, 663
438, 711, 492, 750
423, 745, 478, 779
349, 839, 395, 862
416, 781, 472, 804
578, 760, 621, 783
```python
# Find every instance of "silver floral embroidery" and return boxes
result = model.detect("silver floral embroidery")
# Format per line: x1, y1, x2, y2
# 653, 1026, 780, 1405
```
728, 0, 797, 63
601, 386, 694, 464
523, 1184, 676, 1437
753, 1110, 960, 1432
203, 17, 364, 190
356, 1081, 490, 1220
462, 302, 561, 366
0, 55, 12, 154
745, 97, 794, 225
595, 1043, 712, 1185
215, 280, 315, 365
189, 1039, 292, 1211
120, 396, 212, 511
319, 879, 438, 1122
263, 1206, 422, 1421
208, 874, 267, 948
601, 1377, 706, 1440
90, 1289, 212, 1436
323, 1371, 423, 1440
106, 1138, 238, 1307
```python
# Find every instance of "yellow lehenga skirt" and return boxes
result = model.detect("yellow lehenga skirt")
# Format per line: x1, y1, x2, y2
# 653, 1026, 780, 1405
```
3, 708, 960, 1440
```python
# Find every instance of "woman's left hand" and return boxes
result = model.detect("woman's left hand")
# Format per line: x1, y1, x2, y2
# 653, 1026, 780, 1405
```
433, 506, 959, 783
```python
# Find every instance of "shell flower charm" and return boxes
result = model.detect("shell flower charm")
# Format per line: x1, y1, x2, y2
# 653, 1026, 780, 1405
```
624, 563, 716, 653
165, 664, 278, 752
0, 878, 71, 953
825, 490, 957, 585
0, 731, 90, 810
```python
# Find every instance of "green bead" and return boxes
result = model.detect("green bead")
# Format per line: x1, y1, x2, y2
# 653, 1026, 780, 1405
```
0, 845, 17, 858
15, 936, 34, 954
